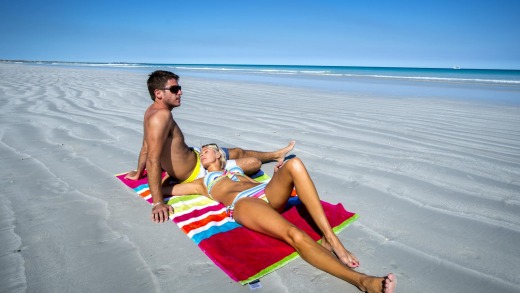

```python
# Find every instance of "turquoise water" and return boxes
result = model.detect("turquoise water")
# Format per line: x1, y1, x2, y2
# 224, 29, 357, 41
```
14, 61, 520, 104
169, 64, 520, 85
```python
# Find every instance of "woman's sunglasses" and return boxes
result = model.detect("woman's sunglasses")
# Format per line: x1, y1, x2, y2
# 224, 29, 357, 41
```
201, 143, 219, 149
160, 85, 182, 94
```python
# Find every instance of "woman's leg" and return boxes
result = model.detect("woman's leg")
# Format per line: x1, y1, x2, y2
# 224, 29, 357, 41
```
265, 158, 359, 268
233, 198, 396, 293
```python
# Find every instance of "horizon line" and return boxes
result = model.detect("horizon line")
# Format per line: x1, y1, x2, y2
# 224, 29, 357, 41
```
1, 59, 519, 71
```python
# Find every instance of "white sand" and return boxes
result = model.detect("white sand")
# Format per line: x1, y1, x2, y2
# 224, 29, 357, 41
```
0, 63, 519, 293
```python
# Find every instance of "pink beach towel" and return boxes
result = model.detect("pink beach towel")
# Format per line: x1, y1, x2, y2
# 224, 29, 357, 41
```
116, 170, 358, 284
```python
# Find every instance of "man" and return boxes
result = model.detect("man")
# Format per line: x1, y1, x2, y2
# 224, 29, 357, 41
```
126, 70, 295, 223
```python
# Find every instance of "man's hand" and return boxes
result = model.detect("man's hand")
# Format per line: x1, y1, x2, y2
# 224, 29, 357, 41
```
151, 203, 174, 223
125, 170, 142, 180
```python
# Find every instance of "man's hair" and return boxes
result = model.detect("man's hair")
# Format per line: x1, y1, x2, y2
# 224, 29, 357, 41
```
147, 70, 179, 101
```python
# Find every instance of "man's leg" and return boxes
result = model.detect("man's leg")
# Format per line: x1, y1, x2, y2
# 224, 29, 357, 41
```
227, 140, 295, 163
233, 157, 262, 175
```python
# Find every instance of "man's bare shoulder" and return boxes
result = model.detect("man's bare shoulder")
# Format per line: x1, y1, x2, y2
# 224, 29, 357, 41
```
145, 106, 173, 125
145, 104, 172, 118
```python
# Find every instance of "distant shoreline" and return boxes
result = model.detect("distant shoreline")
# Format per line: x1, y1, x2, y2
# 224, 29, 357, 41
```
3, 61, 519, 105
2, 59, 519, 72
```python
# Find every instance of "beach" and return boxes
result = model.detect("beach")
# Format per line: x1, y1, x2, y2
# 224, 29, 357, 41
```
1, 62, 519, 292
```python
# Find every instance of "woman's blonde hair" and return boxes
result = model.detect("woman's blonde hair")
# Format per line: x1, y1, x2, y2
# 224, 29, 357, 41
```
202, 143, 227, 169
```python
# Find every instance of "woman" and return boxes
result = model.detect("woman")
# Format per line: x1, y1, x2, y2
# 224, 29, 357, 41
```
164, 144, 396, 293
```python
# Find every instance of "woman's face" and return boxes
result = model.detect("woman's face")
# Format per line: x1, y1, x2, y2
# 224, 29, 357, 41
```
200, 146, 220, 168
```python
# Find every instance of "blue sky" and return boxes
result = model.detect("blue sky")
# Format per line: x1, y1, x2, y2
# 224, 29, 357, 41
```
1, 0, 519, 69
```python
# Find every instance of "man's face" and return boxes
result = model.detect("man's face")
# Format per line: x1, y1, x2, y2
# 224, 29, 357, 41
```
157, 79, 182, 107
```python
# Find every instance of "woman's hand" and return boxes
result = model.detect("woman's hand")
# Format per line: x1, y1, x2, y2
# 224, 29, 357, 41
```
274, 161, 285, 173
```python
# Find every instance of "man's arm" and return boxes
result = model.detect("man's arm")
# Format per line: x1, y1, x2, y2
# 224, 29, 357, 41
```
125, 138, 148, 180
146, 111, 174, 223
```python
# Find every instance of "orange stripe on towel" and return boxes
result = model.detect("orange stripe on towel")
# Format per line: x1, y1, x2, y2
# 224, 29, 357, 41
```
139, 190, 151, 197
181, 211, 228, 234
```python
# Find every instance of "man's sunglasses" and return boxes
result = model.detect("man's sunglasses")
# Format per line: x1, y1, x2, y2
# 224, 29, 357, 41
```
160, 85, 182, 94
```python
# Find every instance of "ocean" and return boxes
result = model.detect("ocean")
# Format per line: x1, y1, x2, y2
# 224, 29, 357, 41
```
10, 61, 520, 104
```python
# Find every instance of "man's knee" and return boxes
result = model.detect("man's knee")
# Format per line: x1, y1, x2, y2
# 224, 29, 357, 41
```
250, 158, 261, 171
226, 147, 244, 160
237, 157, 261, 175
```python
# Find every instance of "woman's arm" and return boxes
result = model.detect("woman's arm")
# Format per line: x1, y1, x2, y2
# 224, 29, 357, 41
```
162, 179, 206, 196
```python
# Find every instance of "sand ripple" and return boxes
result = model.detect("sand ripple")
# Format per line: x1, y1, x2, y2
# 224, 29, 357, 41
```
1, 63, 519, 292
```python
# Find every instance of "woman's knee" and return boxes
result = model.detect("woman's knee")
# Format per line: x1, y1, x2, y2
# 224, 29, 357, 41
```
285, 226, 312, 248
284, 157, 306, 173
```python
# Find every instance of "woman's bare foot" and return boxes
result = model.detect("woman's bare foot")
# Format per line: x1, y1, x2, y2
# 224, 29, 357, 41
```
274, 140, 296, 163
320, 235, 359, 268
359, 273, 396, 293
383, 274, 397, 293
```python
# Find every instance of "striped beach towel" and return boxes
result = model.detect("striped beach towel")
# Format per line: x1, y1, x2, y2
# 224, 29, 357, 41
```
116, 170, 358, 284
